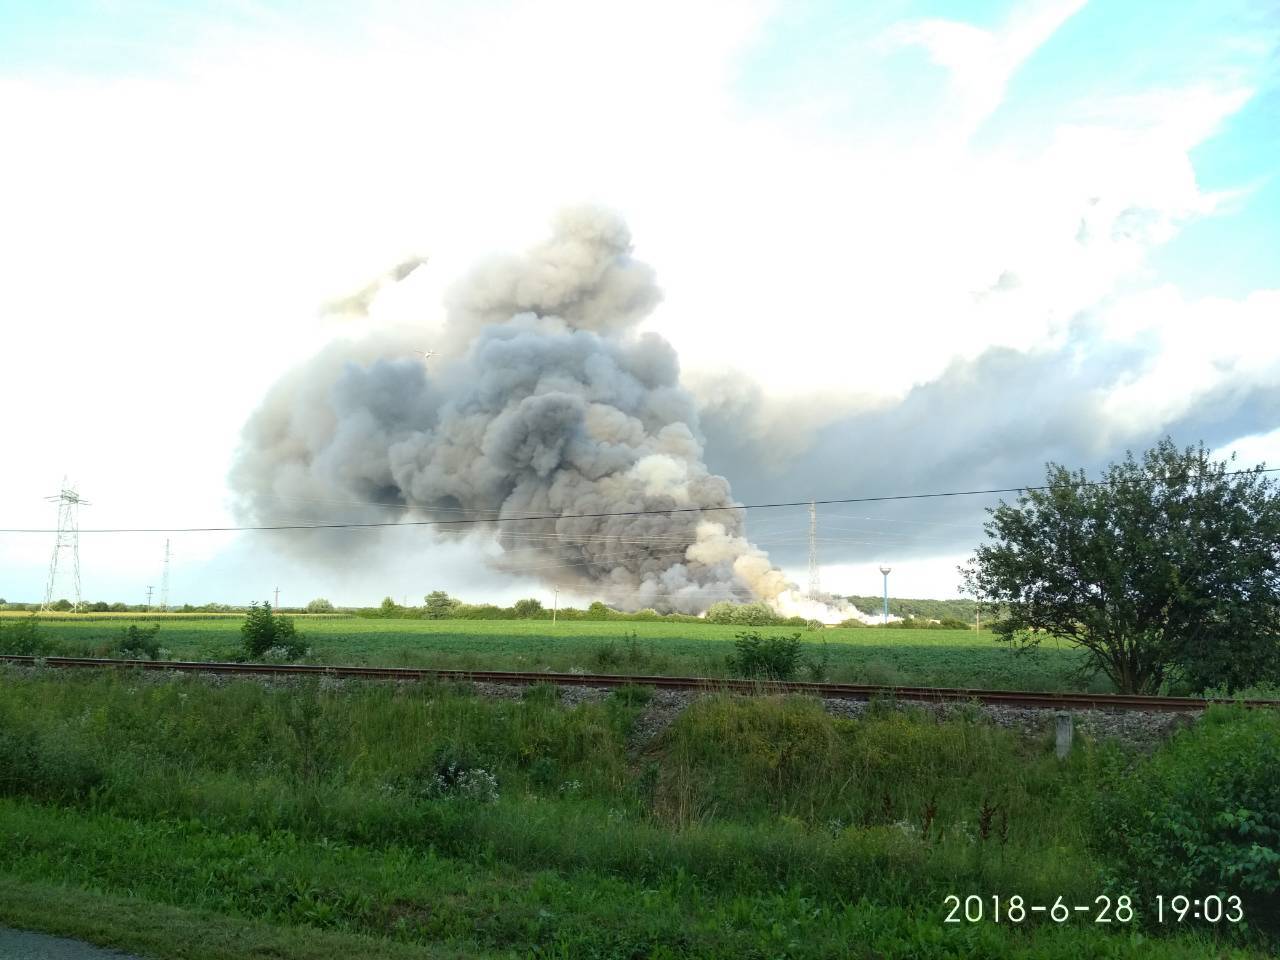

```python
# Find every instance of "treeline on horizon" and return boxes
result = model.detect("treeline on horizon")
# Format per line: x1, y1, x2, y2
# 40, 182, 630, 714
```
1, 593, 983, 629
844, 595, 978, 622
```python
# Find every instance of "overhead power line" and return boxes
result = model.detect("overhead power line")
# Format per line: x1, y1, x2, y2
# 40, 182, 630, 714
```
2, 466, 1276, 535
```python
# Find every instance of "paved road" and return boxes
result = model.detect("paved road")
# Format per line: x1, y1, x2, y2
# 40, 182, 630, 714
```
0, 927, 144, 959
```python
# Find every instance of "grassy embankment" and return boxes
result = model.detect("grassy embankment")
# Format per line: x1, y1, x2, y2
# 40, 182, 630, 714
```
11, 614, 1099, 692
0, 665, 1271, 958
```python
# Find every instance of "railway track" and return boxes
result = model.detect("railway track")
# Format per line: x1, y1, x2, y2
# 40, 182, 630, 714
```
3, 654, 1276, 712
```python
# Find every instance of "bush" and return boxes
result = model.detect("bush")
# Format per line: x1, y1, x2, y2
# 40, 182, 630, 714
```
706, 601, 785, 626
513, 598, 544, 619
726, 631, 803, 680
241, 602, 307, 661
305, 598, 335, 613
107, 624, 163, 660
1090, 706, 1280, 928
396, 747, 501, 804
0, 616, 50, 656
592, 632, 654, 671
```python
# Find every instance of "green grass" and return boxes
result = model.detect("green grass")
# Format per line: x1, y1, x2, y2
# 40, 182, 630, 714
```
0, 876, 479, 960
0, 667, 1271, 957
17, 614, 1101, 692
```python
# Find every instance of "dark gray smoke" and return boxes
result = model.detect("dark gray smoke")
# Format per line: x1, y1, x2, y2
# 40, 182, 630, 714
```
694, 327, 1280, 568
231, 207, 806, 614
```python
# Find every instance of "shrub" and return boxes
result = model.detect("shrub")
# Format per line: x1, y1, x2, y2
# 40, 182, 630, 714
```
107, 624, 162, 660
241, 602, 307, 661
513, 598, 544, 619
705, 601, 737, 624
399, 747, 500, 804
593, 643, 622, 669
0, 616, 50, 656
706, 601, 785, 626
1090, 706, 1280, 928
726, 631, 804, 680
305, 598, 335, 613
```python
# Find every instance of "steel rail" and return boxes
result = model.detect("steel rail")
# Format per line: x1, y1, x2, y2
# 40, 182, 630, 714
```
3, 655, 1276, 712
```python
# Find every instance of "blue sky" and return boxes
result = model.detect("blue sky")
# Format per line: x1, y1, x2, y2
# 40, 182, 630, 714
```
0, 0, 1276, 606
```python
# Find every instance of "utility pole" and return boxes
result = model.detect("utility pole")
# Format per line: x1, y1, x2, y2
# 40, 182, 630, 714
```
878, 566, 892, 625
145, 585, 154, 611
274, 586, 280, 610
807, 500, 821, 598
159, 539, 171, 612
41, 479, 89, 612
552, 587, 559, 624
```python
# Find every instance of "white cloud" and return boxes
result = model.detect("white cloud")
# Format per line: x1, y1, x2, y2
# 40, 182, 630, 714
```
1097, 287, 1280, 429
1215, 426, 1280, 470
887, 0, 1088, 140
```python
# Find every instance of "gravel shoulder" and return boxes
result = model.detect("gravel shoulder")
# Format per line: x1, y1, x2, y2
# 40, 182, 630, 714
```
0, 927, 144, 960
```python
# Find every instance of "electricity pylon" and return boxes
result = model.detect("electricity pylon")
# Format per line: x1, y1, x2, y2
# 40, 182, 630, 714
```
42, 480, 89, 612
159, 539, 172, 611
807, 499, 821, 598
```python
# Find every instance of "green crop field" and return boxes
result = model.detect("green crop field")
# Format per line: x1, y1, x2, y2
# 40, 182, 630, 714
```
11, 614, 1104, 692
0, 666, 1274, 959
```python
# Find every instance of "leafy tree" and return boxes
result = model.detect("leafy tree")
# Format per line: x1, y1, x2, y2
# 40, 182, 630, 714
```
241, 602, 306, 660
424, 591, 460, 620
305, 598, 335, 613
108, 602, 128, 613
49, 599, 73, 612
963, 439, 1280, 694
586, 601, 611, 620
88, 601, 110, 613
512, 598, 543, 619
379, 596, 400, 618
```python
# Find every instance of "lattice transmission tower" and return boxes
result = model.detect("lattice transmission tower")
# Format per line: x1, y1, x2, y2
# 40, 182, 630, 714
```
159, 539, 172, 612
41, 480, 89, 612
807, 499, 821, 599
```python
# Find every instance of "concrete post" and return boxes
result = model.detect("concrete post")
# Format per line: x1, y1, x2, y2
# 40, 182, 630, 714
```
1055, 711, 1073, 760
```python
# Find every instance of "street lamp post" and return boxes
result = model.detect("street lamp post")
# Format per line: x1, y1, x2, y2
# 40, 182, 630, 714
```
878, 566, 892, 625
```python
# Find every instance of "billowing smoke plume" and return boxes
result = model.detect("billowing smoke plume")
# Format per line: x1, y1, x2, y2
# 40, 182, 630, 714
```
231, 207, 854, 617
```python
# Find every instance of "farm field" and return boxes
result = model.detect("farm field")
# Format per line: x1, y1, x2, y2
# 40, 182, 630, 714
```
14, 614, 1102, 692
0, 666, 1273, 959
